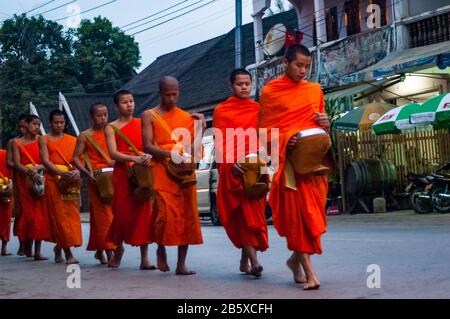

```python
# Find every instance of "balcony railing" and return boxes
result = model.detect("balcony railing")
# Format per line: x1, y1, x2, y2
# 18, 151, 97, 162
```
408, 12, 450, 48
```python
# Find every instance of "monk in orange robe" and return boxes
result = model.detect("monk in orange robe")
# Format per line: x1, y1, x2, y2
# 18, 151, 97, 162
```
213, 69, 269, 277
73, 103, 116, 265
259, 44, 331, 290
105, 90, 155, 270
9, 115, 28, 256
13, 115, 52, 261
39, 110, 82, 264
0, 149, 13, 256
142, 76, 204, 275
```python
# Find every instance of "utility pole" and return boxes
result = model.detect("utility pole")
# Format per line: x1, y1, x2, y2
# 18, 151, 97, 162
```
235, 0, 243, 68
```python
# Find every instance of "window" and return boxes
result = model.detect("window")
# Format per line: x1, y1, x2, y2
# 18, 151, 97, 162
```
326, 6, 339, 41
344, 0, 361, 36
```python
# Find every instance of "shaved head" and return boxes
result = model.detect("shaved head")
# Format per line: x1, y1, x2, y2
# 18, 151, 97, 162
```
159, 76, 179, 92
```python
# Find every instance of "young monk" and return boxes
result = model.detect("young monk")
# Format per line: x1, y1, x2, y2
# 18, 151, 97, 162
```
8, 115, 28, 256
213, 69, 269, 277
73, 103, 116, 265
142, 76, 204, 275
104, 90, 155, 270
0, 148, 13, 256
39, 110, 82, 264
259, 44, 331, 290
13, 115, 52, 261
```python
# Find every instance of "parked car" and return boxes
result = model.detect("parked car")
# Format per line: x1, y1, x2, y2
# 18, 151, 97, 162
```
196, 135, 272, 226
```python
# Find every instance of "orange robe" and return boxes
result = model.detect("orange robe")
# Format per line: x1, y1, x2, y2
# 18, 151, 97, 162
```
0, 150, 12, 242
151, 107, 203, 246
109, 118, 152, 246
84, 130, 116, 251
44, 134, 82, 248
15, 140, 52, 242
213, 96, 268, 251
259, 76, 328, 255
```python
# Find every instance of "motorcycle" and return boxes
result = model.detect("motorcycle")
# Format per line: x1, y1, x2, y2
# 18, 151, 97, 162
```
430, 163, 450, 213
405, 172, 434, 214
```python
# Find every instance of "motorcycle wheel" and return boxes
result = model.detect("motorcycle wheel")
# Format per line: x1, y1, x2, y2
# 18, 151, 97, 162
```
409, 186, 433, 214
431, 187, 450, 214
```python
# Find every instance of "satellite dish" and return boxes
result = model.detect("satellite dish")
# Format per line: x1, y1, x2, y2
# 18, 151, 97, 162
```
263, 23, 286, 56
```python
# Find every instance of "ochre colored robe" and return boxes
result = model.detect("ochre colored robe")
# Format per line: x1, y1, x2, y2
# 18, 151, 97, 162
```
151, 107, 203, 246
0, 149, 12, 242
109, 118, 153, 246
44, 134, 82, 248
259, 76, 328, 254
213, 96, 268, 251
84, 130, 116, 251
15, 140, 52, 242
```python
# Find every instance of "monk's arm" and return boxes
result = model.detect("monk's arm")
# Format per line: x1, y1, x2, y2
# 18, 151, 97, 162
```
13, 142, 43, 183
38, 136, 68, 176
73, 133, 91, 178
12, 142, 29, 175
6, 140, 14, 169
105, 125, 141, 163
141, 111, 171, 159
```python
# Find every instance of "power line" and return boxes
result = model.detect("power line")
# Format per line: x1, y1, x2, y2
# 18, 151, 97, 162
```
130, 0, 217, 36
124, 0, 207, 33
24, 0, 57, 14
139, 0, 252, 48
31, 0, 78, 17
120, 0, 189, 29
54, 0, 118, 22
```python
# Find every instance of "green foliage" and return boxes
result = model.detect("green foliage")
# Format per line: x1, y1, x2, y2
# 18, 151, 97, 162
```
73, 16, 140, 93
0, 14, 141, 144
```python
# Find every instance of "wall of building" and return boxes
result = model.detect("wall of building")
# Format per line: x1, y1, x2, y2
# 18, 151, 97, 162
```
408, 0, 450, 17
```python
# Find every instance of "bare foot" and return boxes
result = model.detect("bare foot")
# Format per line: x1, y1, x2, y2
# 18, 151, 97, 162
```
303, 274, 321, 290
65, 257, 79, 265
109, 246, 124, 269
54, 247, 64, 264
286, 258, 307, 284
156, 247, 170, 272
250, 265, 263, 278
140, 261, 157, 270
175, 265, 196, 275
239, 259, 251, 275
95, 251, 108, 265
1, 251, 12, 256
34, 254, 48, 261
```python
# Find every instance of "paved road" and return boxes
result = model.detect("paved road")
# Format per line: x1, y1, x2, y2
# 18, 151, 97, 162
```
1, 210, 450, 299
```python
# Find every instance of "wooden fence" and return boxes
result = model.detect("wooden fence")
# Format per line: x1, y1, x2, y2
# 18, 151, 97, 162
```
334, 129, 450, 211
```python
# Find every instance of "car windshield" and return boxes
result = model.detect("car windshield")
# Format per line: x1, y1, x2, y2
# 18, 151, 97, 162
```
198, 143, 214, 170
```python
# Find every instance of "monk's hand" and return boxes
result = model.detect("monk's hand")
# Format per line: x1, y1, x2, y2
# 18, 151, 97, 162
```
136, 154, 152, 166
88, 172, 96, 183
315, 112, 331, 128
32, 172, 42, 184
232, 163, 245, 176
71, 170, 81, 180
287, 135, 298, 150
191, 113, 206, 129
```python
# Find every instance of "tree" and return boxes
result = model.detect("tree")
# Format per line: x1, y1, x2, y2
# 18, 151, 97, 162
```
0, 14, 83, 145
73, 16, 141, 93
265, 0, 293, 16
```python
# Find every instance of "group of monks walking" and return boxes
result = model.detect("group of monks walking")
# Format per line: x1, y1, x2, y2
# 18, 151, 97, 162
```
0, 44, 332, 290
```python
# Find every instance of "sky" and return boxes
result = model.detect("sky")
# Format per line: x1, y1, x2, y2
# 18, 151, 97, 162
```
0, 0, 290, 72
